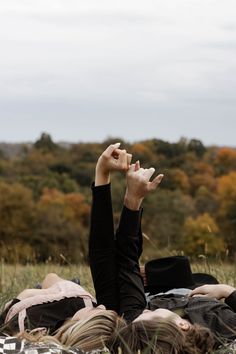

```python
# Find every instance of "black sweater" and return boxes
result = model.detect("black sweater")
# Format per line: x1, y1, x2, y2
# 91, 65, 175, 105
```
89, 183, 146, 321
89, 183, 236, 344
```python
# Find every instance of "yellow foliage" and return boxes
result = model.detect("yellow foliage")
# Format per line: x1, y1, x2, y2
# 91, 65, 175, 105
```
217, 172, 236, 200
216, 147, 236, 166
38, 188, 90, 224
182, 213, 225, 255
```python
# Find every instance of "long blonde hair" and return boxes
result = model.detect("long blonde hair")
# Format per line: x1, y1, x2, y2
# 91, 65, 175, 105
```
20, 310, 126, 352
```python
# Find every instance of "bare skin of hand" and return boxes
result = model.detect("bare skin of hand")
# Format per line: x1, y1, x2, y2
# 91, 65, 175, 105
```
189, 284, 235, 300
124, 161, 164, 210
95, 143, 132, 186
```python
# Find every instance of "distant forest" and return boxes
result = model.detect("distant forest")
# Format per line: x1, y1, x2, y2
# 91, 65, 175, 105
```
0, 133, 236, 263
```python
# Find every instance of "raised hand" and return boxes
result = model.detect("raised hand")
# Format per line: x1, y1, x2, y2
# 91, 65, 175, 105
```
124, 161, 164, 210
95, 143, 132, 186
189, 284, 235, 300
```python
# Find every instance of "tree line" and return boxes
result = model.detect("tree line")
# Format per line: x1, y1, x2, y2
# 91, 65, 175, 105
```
0, 133, 236, 263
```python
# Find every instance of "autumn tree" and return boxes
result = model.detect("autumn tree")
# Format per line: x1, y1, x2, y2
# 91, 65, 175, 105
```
0, 182, 35, 262
130, 143, 156, 165
141, 189, 194, 254
184, 161, 215, 197
161, 168, 190, 193
181, 213, 225, 256
214, 147, 236, 175
194, 186, 218, 215
33, 188, 90, 262
217, 172, 236, 252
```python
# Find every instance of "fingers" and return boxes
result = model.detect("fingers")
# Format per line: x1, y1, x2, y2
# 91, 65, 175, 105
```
143, 167, 155, 180
101, 144, 164, 188
103, 143, 132, 172
127, 153, 132, 167
117, 149, 129, 170
104, 142, 121, 157
189, 286, 208, 298
191, 294, 206, 298
134, 160, 140, 171
149, 174, 164, 190
128, 164, 164, 186
190, 286, 205, 295
128, 163, 136, 173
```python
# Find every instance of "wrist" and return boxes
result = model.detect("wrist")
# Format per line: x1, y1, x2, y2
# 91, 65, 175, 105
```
223, 285, 235, 298
124, 193, 143, 210
95, 166, 110, 186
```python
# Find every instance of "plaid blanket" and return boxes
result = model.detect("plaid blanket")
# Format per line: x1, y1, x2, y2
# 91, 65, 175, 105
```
0, 337, 110, 354
215, 341, 236, 354
0, 336, 235, 354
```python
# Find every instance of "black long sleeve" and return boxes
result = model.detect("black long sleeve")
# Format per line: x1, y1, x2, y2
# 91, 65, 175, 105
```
116, 206, 147, 322
225, 290, 236, 312
89, 183, 118, 311
89, 183, 146, 320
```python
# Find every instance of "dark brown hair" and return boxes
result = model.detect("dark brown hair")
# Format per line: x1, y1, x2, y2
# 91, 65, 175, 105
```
111, 318, 215, 354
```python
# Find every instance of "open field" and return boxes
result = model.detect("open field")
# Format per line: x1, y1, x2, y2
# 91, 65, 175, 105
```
1, 260, 236, 311
0, 262, 94, 310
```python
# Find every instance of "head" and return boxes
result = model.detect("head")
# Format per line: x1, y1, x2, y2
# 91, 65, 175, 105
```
114, 315, 215, 354
134, 309, 191, 331
18, 308, 126, 352
52, 309, 126, 352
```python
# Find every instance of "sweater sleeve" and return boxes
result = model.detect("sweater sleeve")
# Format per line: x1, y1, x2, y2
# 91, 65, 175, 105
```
116, 206, 147, 322
88, 183, 118, 311
225, 290, 236, 312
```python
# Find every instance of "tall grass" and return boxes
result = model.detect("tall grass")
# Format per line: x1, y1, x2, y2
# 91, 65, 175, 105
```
0, 261, 94, 310
1, 258, 236, 310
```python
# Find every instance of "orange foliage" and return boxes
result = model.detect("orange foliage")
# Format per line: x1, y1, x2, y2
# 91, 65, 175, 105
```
131, 143, 155, 162
190, 162, 216, 194
217, 172, 236, 200
215, 147, 236, 174
38, 188, 90, 225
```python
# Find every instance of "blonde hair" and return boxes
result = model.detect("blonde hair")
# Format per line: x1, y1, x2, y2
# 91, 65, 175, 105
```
20, 310, 126, 352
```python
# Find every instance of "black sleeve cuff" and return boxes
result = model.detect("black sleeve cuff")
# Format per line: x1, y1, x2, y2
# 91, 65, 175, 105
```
225, 289, 236, 311
118, 206, 142, 238
91, 182, 111, 193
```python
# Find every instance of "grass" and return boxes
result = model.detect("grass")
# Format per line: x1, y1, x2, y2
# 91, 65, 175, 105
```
0, 260, 236, 354
1, 258, 236, 311
0, 261, 94, 310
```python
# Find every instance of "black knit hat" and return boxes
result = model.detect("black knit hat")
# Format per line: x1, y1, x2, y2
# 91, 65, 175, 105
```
145, 256, 218, 295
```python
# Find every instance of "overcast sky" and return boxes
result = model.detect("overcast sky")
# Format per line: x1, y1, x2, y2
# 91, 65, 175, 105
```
0, 0, 236, 146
